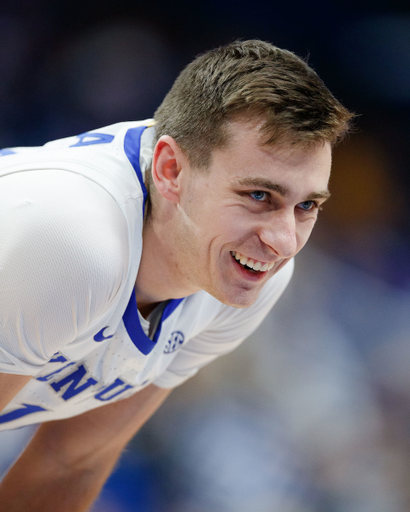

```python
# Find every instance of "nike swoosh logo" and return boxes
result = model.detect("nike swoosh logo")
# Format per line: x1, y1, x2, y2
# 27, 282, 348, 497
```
94, 327, 114, 342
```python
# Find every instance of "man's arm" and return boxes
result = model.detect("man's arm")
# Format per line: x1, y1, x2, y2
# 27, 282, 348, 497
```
0, 384, 171, 512
0, 373, 32, 412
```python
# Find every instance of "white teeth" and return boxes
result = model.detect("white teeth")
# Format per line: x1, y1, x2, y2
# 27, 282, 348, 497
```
232, 251, 273, 273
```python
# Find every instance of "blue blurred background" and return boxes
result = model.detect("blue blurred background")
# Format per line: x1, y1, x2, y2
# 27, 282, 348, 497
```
2, 1, 410, 510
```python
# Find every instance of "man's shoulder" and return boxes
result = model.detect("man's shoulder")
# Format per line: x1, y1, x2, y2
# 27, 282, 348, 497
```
0, 120, 155, 222
0, 119, 155, 170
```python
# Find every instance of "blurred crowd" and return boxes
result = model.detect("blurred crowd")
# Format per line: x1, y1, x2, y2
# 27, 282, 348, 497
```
1, 1, 410, 511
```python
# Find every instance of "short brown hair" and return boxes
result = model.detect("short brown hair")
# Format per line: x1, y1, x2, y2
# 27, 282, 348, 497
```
154, 39, 353, 168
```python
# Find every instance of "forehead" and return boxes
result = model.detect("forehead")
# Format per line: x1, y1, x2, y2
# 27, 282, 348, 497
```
209, 119, 332, 190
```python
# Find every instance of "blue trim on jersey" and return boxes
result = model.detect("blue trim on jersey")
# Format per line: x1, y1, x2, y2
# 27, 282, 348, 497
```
124, 126, 148, 216
123, 288, 155, 355
122, 289, 184, 354
153, 298, 185, 343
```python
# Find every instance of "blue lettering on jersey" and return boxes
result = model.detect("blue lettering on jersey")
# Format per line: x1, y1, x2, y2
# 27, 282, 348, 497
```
37, 362, 75, 382
49, 353, 68, 363
70, 132, 114, 147
0, 403, 47, 424
94, 378, 133, 401
94, 327, 114, 342
164, 331, 185, 354
50, 364, 98, 400
0, 149, 16, 156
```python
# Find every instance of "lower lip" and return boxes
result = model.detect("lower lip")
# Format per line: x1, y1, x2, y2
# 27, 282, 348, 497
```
231, 254, 269, 282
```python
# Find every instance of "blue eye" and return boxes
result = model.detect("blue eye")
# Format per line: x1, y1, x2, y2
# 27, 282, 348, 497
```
250, 191, 267, 201
298, 200, 316, 211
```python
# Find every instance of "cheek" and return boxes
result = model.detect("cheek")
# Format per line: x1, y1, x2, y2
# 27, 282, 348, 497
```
218, 209, 252, 240
297, 220, 317, 248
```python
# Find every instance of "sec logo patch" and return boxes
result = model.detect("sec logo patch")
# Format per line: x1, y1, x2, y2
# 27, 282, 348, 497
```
164, 331, 185, 354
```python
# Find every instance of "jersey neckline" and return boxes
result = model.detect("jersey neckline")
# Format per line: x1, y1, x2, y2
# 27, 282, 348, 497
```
122, 288, 185, 355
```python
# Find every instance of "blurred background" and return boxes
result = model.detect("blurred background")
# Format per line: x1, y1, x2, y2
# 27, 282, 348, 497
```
1, 0, 410, 510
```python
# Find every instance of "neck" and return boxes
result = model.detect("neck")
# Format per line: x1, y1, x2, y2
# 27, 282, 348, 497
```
135, 213, 197, 313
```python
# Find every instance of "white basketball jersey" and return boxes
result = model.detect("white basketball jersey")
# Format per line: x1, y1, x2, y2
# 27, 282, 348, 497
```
0, 120, 293, 430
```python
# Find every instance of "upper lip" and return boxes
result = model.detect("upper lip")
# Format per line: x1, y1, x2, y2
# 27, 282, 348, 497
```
231, 251, 276, 272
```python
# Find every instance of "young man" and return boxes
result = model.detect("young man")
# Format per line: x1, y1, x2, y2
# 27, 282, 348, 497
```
0, 40, 352, 510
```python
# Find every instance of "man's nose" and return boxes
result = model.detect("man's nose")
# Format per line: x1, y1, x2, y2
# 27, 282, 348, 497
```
258, 211, 297, 259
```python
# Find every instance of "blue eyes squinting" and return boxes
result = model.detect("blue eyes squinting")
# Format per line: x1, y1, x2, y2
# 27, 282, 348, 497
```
298, 201, 316, 211
250, 192, 317, 212
250, 191, 267, 201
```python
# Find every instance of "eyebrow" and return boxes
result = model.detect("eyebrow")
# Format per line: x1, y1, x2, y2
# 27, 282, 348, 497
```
236, 177, 331, 201
306, 190, 331, 201
237, 177, 290, 196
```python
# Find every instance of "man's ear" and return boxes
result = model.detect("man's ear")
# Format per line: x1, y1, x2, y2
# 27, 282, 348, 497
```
151, 136, 187, 203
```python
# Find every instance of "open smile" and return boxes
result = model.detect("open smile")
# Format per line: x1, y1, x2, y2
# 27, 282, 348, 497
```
230, 251, 275, 273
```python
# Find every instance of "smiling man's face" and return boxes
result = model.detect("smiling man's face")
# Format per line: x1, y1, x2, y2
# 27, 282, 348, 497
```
167, 119, 332, 308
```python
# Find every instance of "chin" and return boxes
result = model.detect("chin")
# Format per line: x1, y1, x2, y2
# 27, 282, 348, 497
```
214, 289, 260, 309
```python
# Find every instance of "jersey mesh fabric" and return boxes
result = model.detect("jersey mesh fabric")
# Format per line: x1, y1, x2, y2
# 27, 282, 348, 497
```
0, 169, 129, 373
